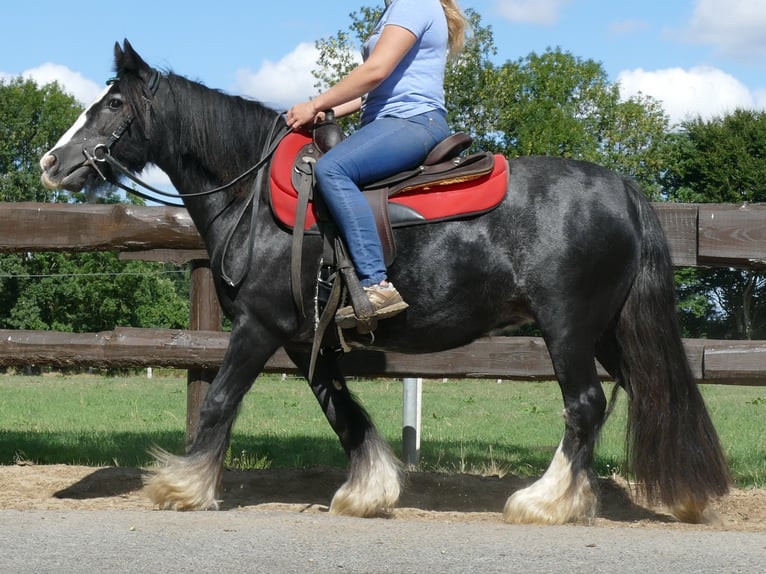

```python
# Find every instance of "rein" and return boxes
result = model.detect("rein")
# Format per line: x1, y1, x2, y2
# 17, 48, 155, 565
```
81, 69, 292, 289
81, 70, 289, 208
218, 116, 289, 287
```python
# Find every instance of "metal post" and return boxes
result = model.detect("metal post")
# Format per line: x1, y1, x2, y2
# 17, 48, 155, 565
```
402, 377, 422, 468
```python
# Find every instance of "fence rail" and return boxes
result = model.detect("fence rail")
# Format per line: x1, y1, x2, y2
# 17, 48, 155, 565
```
2, 201, 766, 443
3, 201, 766, 266
2, 201, 766, 382
1, 328, 766, 386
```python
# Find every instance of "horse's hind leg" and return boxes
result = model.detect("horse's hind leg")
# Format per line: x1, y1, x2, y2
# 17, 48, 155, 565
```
504, 338, 606, 525
285, 347, 402, 517
144, 323, 276, 510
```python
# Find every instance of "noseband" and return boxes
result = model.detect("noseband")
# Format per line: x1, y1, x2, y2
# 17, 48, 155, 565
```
81, 70, 166, 200
81, 70, 288, 207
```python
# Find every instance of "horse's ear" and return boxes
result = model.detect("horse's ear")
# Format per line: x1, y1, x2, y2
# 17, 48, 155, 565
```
115, 39, 150, 76
113, 41, 125, 71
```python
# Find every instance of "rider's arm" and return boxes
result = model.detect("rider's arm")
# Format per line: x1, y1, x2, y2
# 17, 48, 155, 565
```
332, 98, 363, 119
287, 24, 417, 129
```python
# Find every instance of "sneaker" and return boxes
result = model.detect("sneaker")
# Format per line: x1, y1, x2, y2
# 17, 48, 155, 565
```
336, 282, 409, 328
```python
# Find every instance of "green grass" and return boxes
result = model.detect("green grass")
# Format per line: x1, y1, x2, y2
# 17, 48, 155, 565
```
0, 373, 763, 487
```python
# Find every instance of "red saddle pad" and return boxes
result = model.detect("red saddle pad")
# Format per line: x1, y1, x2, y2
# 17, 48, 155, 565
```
269, 132, 507, 231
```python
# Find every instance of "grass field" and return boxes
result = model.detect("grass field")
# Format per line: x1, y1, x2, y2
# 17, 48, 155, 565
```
0, 373, 763, 487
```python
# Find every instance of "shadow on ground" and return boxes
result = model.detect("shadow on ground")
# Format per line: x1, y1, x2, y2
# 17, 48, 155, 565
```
50, 464, 668, 523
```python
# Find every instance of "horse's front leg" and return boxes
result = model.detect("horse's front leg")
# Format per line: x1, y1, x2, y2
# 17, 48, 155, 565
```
286, 346, 402, 517
144, 322, 278, 510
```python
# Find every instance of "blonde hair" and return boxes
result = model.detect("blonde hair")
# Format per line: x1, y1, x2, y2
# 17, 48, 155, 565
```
440, 0, 470, 57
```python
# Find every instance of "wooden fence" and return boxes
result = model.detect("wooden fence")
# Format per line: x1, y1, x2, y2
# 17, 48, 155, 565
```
2, 201, 766, 443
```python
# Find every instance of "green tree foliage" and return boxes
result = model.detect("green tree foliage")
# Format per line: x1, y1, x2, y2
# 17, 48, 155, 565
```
0, 77, 82, 203
663, 109, 766, 203
313, 6, 382, 132
0, 253, 188, 332
0, 77, 190, 333
442, 10, 500, 151
487, 47, 669, 195
675, 267, 766, 339
664, 110, 766, 339
314, 8, 670, 196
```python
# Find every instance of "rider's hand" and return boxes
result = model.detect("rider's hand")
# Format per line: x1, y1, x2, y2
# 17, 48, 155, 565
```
287, 101, 322, 130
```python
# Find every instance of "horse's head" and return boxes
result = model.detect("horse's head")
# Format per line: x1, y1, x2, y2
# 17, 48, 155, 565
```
40, 40, 159, 192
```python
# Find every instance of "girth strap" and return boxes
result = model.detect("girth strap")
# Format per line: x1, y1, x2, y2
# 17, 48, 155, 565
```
290, 146, 319, 317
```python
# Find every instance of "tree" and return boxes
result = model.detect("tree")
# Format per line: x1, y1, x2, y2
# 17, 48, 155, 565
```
0, 78, 190, 334
489, 48, 670, 196
441, 10, 501, 152
313, 8, 670, 195
0, 77, 82, 203
662, 109, 766, 203
663, 110, 766, 339
0, 253, 188, 332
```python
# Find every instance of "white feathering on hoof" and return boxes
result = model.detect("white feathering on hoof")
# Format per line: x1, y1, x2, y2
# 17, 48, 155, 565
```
330, 441, 403, 517
671, 495, 711, 524
143, 447, 222, 511
503, 442, 598, 525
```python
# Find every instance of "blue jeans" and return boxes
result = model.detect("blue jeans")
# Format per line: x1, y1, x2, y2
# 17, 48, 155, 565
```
314, 110, 450, 286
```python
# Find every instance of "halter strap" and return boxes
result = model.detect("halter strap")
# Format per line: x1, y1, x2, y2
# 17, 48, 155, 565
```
82, 69, 289, 207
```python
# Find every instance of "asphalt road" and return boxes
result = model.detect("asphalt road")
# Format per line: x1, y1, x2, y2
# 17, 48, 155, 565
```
1, 510, 764, 574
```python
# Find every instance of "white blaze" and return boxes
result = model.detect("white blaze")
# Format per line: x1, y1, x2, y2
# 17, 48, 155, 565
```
51, 85, 111, 151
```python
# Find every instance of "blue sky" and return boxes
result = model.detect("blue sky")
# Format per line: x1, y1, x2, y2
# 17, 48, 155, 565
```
3, 0, 766, 129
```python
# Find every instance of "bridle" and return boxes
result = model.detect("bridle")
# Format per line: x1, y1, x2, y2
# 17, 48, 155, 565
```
80, 69, 289, 208
80, 68, 290, 287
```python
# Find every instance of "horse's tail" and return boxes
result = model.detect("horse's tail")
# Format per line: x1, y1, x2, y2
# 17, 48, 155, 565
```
616, 179, 730, 522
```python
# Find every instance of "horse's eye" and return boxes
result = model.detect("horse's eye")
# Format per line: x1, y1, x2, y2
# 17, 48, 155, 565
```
107, 98, 122, 110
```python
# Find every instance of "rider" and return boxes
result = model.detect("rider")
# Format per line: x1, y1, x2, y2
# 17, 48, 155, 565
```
286, 0, 469, 327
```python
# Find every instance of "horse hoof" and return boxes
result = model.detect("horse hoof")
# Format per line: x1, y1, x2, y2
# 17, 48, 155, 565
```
329, 467, 401, 517
503, 449, 598, 525
143, 447, 221, 511
329, 443, 403, 517
503, 484, 598, 525
329, 486, 397, 518
670, 495, 712, 524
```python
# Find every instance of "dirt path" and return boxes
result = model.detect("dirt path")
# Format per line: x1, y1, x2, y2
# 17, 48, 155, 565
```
1, 464, 764, 531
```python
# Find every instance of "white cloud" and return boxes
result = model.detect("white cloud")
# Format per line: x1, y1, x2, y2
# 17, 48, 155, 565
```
617, 66, 764, 125
685, 0, 766, 61
2, 63, 102, 105
234, 43, 322, 110
493, 0, 572, 26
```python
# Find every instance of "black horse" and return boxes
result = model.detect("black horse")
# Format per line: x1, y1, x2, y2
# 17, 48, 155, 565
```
40, 40, 729, 524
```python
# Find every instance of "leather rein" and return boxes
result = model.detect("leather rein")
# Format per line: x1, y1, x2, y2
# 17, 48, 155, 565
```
80, 70, 289, 209
80, 70, 290, 288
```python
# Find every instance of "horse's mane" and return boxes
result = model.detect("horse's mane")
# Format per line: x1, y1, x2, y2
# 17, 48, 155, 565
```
119, 66, 280, 180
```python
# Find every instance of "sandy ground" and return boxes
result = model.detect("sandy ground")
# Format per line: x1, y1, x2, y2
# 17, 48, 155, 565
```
1, 463, 764, 531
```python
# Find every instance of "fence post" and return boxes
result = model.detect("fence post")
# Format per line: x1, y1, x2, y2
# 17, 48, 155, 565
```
402, 377, 422, 467
186, 259, 222, 450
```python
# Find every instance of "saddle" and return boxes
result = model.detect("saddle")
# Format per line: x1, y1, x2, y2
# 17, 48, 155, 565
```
270, 128, 507, 265
270, 116, 507, 378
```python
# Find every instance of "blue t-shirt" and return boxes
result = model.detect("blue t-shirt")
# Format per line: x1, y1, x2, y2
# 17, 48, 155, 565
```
360, 0, 448, 124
